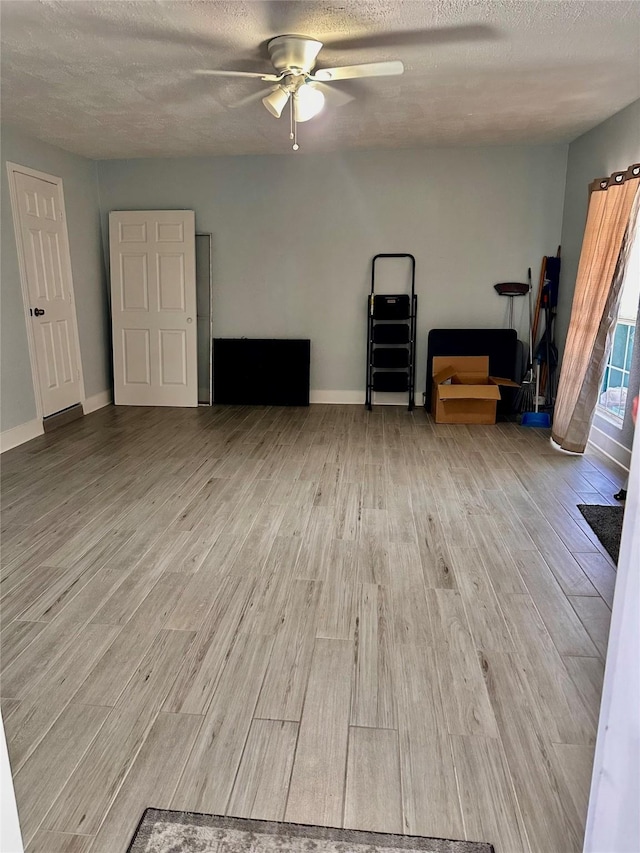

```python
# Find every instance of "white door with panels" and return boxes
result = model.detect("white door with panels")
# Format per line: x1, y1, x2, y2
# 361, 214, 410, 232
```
109, 210, 198, 407
10, 167, 84, 418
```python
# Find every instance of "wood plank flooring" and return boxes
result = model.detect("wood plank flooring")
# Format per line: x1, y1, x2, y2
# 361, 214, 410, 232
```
0, 403, 622, 853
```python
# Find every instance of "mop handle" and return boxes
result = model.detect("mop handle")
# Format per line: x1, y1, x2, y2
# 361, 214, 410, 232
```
535, 361, 540, 413
527, 268, 533, 368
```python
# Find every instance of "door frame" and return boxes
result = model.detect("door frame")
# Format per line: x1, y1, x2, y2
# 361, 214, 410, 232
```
6, 161, 86, 420
196, 231, 213, 405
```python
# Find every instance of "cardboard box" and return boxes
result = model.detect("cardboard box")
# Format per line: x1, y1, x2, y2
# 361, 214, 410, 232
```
431, 355, 520, 425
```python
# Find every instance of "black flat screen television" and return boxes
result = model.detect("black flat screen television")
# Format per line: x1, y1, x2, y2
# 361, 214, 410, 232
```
213, 338, 311, 406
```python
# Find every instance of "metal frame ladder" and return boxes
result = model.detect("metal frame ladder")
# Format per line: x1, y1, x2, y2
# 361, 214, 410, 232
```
365, 253, 417, 411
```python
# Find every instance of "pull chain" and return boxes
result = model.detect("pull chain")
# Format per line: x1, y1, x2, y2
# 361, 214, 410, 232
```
290, 94, 299, 151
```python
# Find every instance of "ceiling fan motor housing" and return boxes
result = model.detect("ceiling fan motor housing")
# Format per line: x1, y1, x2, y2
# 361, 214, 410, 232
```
267, 35, 323, 74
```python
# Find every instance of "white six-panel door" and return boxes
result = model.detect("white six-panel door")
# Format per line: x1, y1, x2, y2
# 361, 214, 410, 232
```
11, 168, 84, 418
109, 211, 197, 407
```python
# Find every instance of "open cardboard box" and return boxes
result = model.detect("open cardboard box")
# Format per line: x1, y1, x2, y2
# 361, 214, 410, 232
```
431, 355, 520, 424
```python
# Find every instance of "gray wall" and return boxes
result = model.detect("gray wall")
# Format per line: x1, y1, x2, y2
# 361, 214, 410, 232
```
98, 144, 567, 397
558, 99, 640, 463
1, 124, 110, 432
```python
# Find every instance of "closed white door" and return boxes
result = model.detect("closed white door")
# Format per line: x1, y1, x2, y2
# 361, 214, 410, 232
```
12, 169, 83, 417
109, 210, 197, 407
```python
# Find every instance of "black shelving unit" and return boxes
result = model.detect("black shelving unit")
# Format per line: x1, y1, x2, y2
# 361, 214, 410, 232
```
366, 253, 417, 411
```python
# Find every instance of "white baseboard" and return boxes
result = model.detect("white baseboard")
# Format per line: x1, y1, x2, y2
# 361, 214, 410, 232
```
0, 418, 44, 453
587, 439, 631, 474
371, 391, 421, 407
310, 390, 363, 404
309, 390, 421, 406
588, 424, 631, 472
1, 392, 111, 453
84, 390, 112, 414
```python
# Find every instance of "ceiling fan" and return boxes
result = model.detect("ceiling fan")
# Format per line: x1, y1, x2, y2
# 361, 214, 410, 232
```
195, 34, 404, 150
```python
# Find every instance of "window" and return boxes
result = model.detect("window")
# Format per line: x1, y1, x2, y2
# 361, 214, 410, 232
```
600, 321, 635, 419
598, 221, 639, 421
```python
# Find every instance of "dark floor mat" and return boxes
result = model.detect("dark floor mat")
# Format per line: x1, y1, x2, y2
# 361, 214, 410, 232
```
577, 504, 624, 565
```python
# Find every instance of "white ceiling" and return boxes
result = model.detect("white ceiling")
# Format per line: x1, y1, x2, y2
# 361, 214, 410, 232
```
1, 0, 639, 159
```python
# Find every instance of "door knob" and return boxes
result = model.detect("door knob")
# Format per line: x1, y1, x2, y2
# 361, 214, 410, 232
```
33, 308, 45, 317
186, 317, 193, 323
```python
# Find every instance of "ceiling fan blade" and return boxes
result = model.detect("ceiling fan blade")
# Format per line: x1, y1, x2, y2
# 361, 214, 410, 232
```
312, 61, 404, 82
194, 69, 281, 82
323, 24, 499, 52
2, 2, 238, 53
231, 87, 279, 109
311, 82, 354, 107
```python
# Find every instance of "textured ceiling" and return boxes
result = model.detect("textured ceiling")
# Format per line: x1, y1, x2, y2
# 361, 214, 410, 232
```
1, 0, 639, 159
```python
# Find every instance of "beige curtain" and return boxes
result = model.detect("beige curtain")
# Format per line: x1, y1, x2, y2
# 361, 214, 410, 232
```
552, 167, 640, 453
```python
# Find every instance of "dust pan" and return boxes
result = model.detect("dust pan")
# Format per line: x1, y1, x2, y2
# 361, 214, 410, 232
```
521, 411, 551, 428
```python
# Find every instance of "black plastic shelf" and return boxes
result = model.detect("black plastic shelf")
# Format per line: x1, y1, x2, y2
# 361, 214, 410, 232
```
373, 348, 410, 368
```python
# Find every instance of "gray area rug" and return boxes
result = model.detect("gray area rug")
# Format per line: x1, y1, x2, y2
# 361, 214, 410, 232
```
577, 504, 624, 564
127, 810, 494, 853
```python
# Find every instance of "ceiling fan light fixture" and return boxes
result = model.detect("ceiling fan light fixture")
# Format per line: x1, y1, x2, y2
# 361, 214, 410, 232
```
196, 34, 404, 150
293, 84, 325, 122
262, 86, 290, 118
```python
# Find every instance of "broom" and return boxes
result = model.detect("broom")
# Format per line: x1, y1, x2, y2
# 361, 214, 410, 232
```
515, 267, 535, 413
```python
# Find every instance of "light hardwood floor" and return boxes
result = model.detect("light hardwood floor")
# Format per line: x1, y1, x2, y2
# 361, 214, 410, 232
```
0, 404, 622, 853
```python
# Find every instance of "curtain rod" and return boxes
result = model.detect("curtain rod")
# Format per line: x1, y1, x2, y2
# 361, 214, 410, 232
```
590, 163, 640, 193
